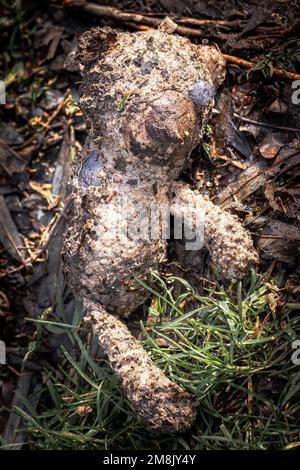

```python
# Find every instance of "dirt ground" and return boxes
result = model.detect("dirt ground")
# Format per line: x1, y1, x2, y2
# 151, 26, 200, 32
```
0, 0, 299, 448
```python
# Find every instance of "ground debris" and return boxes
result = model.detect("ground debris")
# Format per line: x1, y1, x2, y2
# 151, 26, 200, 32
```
0, 140, 27, 176
0, 194, 26, 264
253, 217, 300, 263
217, 141, 300, 207
0, 0, 300, 450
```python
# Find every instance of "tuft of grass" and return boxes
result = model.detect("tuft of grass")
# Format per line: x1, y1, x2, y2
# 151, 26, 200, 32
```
5, 271, 300, 450
249, 37, 300, 78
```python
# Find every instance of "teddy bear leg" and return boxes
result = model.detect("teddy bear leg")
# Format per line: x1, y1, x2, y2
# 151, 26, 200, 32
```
84, 298, 197, 433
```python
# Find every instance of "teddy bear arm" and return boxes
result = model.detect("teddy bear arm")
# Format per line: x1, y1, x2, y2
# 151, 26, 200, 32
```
171, 183, 259, 281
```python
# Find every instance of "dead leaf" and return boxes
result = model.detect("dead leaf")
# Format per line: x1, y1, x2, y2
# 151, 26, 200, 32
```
0, 140, 27, 176
75, 405, 93, 415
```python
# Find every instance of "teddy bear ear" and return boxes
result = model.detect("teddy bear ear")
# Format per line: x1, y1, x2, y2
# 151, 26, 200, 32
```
65, 27, 118, 72
197, 45, 226, 87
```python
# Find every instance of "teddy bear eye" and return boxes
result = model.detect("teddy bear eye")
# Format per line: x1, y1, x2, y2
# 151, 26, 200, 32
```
189, 80, 215, 107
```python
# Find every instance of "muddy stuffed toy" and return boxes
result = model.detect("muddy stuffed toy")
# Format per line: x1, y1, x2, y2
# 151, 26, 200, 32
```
63, 20, 258, 433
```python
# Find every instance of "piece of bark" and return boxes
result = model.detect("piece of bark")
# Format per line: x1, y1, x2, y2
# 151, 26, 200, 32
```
0, 194, 26, 264
217, 142, 300, 207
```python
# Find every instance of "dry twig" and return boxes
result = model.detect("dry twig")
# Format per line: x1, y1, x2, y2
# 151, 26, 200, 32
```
223, 54, 300, 81
68, 2, 300, 81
